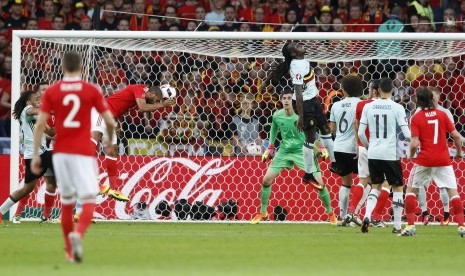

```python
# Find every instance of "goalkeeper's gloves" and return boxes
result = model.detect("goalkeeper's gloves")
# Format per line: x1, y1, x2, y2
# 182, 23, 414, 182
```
317, 145, 329, 160
262, 144, 275, 162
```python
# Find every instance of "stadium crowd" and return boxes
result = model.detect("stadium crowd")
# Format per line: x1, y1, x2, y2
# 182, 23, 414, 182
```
1, 0, 465, 156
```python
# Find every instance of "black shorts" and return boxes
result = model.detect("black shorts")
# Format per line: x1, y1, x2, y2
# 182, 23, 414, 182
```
334, 151, 358, 176
292, 97, 328, 131
368, 159, 403, 187
24, 151, 54, 183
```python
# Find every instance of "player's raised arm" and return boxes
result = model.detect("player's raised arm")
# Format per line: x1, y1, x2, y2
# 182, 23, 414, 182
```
31, 111, 49, 175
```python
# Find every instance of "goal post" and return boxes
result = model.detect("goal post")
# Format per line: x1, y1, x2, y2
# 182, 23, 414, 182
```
9, 30, 465, 222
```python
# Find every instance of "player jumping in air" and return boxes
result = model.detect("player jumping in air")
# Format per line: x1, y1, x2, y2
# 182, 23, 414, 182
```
264, 41, 338, 189
91, 84, 175, 202
31, 51, 116, 262
329, 75, 362, 226
251, 89, 337, 225
0, 90, 57, 224
358, 78, 411, 234
400, 86, 465, 237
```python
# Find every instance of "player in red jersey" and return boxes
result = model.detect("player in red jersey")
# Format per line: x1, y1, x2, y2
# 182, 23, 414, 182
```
348, 80, 390, 228
400, 87, 465, 237
90, 84, 175, 202
31, 51, 116, 262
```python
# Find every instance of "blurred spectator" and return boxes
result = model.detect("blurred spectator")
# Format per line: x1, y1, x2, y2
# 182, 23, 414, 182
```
205, 0, 225, 26
117, 18, 130, 31
99, 2, 118, 30
52, 15, 65, 30
363, 0, 385, 32
269, 0, 288, 26
409, 0, 434, 30
301, 0, 319, 25
78, 15, 93, 30
221, 5, 238, 31
97, 53, 128, 89
251, 6, 272, 31
416, 15, 433, 32
146, 0, 163, 15
177, 0, 198, 24
332, 17, 345, 31
405, 14, 419, 32
65, 3, 89, 30
334, 0, 349, 23
277, 22, 293, 32
239, 0, 270, 23
347, 3, 367, 32
318, 6, 333, 32
37, 0, 56, 30
439, 8, 459, 32
393, 71, 415, 118
160, 5, 180, 30
130, 0, 149, 30
411, 59, 448, 94
147, 17, 162, 31
58, 0, 74, 26
194, 6, 208, 30
5, 0, 27, 29
25, 18, 38, 30
230, 93, 262, 156
88, 0, 105, 29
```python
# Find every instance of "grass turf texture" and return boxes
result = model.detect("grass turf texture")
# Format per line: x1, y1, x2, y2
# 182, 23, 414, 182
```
1, 222, 463, 275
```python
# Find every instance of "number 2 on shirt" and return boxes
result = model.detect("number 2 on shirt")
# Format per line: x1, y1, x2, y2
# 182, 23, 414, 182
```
63, 94, 81, 128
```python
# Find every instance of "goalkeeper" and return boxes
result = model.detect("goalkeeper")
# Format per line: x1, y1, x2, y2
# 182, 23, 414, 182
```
251, 89, 337, 224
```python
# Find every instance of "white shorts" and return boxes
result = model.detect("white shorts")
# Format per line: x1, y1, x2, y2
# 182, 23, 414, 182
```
91, 108, 117, 145
52, 153, 99, 200
357, 146, 369, 178
407, 164, 457, 190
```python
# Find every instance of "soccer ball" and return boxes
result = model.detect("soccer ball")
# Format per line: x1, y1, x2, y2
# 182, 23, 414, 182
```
160, 84, 177, 99
246, 143, 263, 155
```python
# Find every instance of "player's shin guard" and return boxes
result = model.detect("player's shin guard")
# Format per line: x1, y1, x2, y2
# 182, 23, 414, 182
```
440, 188, 450, 213
61, 202, 75, 255
260, 186, 271, 214
43, 190, 57, 219
418, 186, 428, 213
76, 201, 96, 238
318, 187, 332, 214
302, 142, 314, 174
364, 189, 380, 220
404, 193, 417, 226
392, 192, 404, 230
104, 156, 119, 189
450, 195, 464, 227
320, 134, 335, 162
339, 186, 350, 219
371, 187, 389, 221
348, 183, 364, 214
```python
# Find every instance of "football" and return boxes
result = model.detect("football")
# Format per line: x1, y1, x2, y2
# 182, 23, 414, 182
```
246, 143, 263, 155
160, 84, 177, 99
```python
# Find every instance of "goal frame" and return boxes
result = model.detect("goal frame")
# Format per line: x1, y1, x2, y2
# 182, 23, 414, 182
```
9, 30, 465, 221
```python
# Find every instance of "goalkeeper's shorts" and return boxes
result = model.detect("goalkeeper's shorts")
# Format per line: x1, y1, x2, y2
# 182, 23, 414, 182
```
268, 150, 320, 176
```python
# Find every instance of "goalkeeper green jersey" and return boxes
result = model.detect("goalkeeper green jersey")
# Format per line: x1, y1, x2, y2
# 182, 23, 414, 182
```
269, 109, 304, 152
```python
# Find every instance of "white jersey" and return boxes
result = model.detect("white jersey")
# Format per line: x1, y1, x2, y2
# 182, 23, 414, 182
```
330, 97, 361, 154
289, 59, 318, 101
20, 105, 47, 159
415, 105, 454, 124
360, 99, 408, 160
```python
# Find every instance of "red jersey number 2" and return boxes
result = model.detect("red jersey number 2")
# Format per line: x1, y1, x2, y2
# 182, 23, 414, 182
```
63, 94, 81, 128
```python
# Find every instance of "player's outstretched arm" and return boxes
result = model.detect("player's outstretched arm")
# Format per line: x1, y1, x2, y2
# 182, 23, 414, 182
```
136, 98, 175, 112
31, 111, 49, 175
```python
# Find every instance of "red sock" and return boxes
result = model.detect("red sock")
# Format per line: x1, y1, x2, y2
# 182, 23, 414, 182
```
61, 203, 74, 255
43, 191, 56, 219
76, 202, 96, 238
372, 187, 389, 221
104, 156, 119, 189
15, 194, 30, 217
450, 196, 464, 227
348, 184, 364, 214
405, 193, 417, 226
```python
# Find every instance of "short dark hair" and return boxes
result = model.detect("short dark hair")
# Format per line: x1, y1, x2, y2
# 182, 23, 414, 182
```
148, 86, 162, 99
379, 77, 392, 93
370, 79, 380, 90
281, 88, 293, 96
415, 86, 434, 109
62, 51, 82, 73
34, 81, 49, 93
341, 75, 363, 97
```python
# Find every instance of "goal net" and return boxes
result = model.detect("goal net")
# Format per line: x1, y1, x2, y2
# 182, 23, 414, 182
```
8, 31, 465, 223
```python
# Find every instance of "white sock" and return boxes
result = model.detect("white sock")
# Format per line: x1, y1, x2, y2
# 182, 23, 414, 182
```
320, 134, 335, 162
339, 186, 351, 219
364, 189, 380, 220
392, 192, 404, 230
418, 186, 427, 213
439, 188, 449, 213
302, 142, 314, 174
355, 184, 371, 214
0, 196, 17, 214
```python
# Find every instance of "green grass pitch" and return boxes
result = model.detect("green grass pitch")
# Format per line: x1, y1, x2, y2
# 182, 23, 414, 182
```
1, 222, 464, 275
